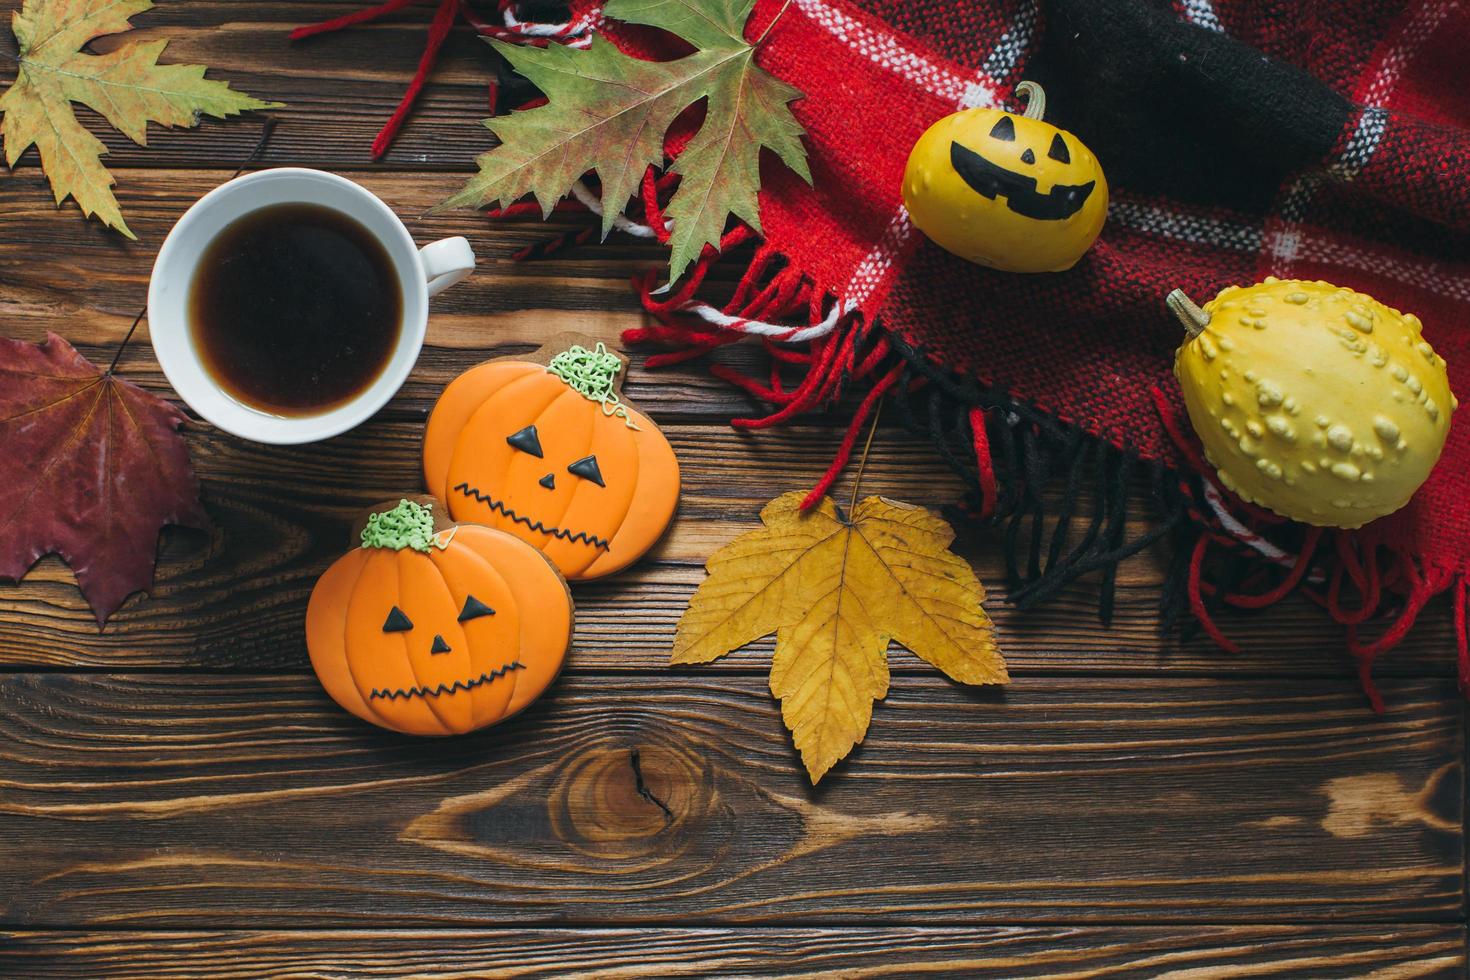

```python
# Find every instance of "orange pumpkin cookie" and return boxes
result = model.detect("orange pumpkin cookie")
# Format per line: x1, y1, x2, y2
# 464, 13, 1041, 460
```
424, 340, 679, 580
306, 498, 572, 736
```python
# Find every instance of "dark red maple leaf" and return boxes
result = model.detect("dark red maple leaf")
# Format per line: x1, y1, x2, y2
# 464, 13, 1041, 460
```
0, 332, 208, 626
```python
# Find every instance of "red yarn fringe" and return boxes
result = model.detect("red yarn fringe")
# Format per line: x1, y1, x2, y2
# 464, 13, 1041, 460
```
375, 0, 459, 160
969, 406, 998, 521
1150, 384, 1464, 711
290, 0, 596, 159
617, 206, 925, 512
289, 0, 419, 40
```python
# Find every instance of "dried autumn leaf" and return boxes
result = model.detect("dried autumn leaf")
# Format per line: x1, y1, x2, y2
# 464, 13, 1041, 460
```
0, 332, 208, 626
440, 0, 810, 281
675, 491, 1006, 783
0, 0, 281, 237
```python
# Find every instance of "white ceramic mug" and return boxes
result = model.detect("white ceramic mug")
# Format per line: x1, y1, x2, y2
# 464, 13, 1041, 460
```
149, 167, 475, 444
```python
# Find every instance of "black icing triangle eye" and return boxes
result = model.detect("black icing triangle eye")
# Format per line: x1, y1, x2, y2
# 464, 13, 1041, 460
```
458, 594, 496, 622
506, 425, 543, 458
989, 115, 1016, 141
383, 606, 413, 632
568, 454, 605, 487
1048, 132, 1070, 163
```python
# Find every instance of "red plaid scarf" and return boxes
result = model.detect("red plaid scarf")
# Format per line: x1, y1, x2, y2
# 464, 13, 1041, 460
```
298, 0, 1470, 706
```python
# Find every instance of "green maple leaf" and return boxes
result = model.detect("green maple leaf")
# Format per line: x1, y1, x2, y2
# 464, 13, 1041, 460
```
0, 0, 281, 237
440, 0, 810, 280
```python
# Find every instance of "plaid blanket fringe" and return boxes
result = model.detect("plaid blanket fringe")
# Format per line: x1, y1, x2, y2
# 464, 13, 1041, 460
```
619, 234, 1468, 713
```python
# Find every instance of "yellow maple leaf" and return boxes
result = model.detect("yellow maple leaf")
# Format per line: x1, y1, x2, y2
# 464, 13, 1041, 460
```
675, 491, 1007, 783
0, 0, 281, 237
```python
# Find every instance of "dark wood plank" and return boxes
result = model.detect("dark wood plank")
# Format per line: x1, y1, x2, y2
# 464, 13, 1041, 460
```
0, 673, 1460, 926
1, 925, 1463, 978
2, 0, 1462, 958
0, 168, 772, 422
0, 421, 1454, 676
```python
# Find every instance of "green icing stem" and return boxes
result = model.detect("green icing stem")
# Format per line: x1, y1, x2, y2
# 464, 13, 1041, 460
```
360, 499, 445, 553
547, 342, 640, 430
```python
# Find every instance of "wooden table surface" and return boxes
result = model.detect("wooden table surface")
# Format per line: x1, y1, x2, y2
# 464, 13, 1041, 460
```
1, 4, 1465, 977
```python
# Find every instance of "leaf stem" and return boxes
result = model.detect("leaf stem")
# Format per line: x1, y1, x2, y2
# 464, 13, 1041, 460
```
232, 117, 278, 178
106, 306, 146, 377
849, 397, 884, 513
754, 0, 794, 46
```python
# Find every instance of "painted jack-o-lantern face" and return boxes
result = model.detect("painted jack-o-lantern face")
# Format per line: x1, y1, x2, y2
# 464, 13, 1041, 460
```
903, 81, 1108, 273
306, 499, 573, 736
424, 342, 679, 580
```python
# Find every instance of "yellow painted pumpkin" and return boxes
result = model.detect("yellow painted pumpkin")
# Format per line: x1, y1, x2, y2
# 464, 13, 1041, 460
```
902, 81, 1107, 272
306, 498, 572, 736
1169, 278, 1457, 528
424, 341, 679, 580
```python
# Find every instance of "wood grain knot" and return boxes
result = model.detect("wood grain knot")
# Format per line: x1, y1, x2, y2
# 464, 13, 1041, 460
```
547, 742, 703, 860
400, 734, 726, 878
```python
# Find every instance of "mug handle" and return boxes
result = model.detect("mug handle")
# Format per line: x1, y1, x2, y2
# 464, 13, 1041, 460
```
419, 237, 475, 297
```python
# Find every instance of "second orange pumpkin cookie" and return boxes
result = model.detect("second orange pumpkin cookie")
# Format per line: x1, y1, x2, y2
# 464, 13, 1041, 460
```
306, 497, 572, 736
424, 340, 679, 580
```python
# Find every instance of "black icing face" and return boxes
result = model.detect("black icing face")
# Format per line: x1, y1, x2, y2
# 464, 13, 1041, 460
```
949, 127, 1095, 221
506, 424, 543, 458
458, 595, 495, 622
567, 454, 604, 487
505, 425, 607, 493
380, 596, 495, 656
382, 605, 413, 632
450, 424, 618, 553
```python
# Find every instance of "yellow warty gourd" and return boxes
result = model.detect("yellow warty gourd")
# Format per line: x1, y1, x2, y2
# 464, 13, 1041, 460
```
1169, 278, 1456, 529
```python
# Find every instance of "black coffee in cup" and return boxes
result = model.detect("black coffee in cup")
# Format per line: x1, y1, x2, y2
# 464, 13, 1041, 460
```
188, 202, 403, 417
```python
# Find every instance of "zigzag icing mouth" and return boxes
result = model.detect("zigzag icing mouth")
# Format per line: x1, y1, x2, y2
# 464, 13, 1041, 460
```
370, 661, 524, 701
454, 481, 611, 550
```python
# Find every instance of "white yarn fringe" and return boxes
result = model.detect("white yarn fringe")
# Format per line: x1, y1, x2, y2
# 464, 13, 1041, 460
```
569, 181, 661, 238
672, 298, 854, 344
499, 3, 599, 47
1203, 480, 1326, 584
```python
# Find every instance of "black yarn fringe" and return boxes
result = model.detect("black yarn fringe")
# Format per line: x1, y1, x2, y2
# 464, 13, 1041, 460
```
882, 331, 1401, 660
885, 333, 1207, 632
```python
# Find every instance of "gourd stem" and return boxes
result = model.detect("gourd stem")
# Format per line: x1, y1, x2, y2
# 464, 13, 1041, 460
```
1165, 289, 1210, 338
1016, 80, 1046, 120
